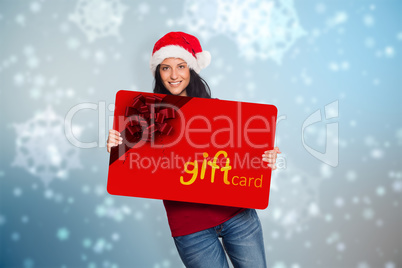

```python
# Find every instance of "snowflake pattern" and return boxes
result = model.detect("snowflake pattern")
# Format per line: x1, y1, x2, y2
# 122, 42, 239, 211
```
69, 0, 128, 42
258, 166, 321, 234
95, 196, 134, 222
12, 106, 82, 186
0, 1, 400, 267
181, 0, 306, 63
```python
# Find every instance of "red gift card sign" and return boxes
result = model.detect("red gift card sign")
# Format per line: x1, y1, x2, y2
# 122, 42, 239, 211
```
107, 90, 277, 209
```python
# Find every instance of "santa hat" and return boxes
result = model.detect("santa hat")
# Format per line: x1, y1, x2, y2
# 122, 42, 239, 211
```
150, 31, 211, 76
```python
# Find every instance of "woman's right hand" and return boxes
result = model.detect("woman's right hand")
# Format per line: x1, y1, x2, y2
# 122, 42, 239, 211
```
107, 129, 123, 153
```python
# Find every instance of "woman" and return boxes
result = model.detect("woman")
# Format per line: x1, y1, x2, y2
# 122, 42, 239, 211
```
107, 31, 281, 268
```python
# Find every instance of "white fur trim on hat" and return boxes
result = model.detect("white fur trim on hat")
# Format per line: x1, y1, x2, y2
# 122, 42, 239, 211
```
196, 51, 211, 70
150, 45, 210, 76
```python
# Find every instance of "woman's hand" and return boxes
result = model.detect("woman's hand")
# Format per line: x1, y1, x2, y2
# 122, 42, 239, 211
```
262, 147, 281, 170
107, 129, 122, 153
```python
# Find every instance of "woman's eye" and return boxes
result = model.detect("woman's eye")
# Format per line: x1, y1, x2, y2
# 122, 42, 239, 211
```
162, 67, 169, 71
179, 65, 185, 69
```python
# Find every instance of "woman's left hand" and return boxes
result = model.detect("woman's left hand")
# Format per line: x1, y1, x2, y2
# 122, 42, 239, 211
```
262, 147, 281, 170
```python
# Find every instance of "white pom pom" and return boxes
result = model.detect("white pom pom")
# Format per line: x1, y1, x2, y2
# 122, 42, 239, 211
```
196, 51, 211, 70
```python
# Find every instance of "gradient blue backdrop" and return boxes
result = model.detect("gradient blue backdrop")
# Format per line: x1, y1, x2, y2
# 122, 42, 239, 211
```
1, 0, 401, 267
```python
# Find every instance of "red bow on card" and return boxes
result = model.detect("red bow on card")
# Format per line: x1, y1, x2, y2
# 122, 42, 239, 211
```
124, 94, 175, 142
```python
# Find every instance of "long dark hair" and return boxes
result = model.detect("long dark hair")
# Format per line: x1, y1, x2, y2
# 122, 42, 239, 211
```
153, 65, 211, 99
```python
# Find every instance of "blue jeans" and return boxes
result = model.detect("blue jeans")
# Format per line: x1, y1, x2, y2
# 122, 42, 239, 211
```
173, 209, 267, 268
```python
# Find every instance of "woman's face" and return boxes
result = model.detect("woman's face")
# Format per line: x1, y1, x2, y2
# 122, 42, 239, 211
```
159, 58, 190, 96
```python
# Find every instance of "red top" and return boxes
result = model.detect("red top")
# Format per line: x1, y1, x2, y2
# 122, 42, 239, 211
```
163, 200, 246, 237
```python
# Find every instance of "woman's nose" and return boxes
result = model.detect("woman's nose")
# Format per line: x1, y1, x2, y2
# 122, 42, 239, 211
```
170, 68, 178, 79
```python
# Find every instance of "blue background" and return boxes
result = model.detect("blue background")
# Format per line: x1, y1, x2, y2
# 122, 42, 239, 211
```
1, 0, 401, 267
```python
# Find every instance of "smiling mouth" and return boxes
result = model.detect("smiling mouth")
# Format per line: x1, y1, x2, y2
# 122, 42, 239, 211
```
169, 81, 182, 86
